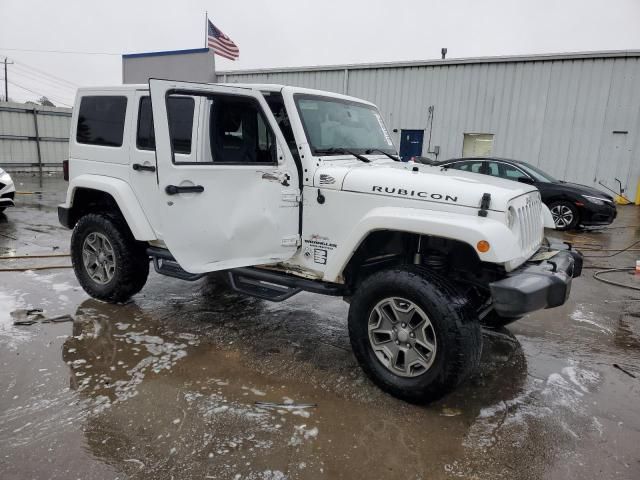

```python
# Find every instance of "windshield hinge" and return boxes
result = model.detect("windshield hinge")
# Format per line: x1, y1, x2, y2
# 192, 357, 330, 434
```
282, 192, 301, 203
478, 193, 491, 217
281, 235, 301, 247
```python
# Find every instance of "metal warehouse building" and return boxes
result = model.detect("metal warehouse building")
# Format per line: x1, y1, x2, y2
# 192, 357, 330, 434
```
0, 101, 72, 172
218, 50, 640, 201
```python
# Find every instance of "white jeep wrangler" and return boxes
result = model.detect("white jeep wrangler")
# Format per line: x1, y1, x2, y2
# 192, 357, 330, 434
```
59, 80, 582, 402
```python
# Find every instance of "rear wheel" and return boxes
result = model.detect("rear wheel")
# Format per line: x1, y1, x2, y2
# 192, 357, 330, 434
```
348, 267, 482, 403
71, 213, 149, 303
549, 200, 579, 230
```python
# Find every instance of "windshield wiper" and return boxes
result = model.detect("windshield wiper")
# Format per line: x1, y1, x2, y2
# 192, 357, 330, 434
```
365, 148, 401, 162
315, 148, 370, 163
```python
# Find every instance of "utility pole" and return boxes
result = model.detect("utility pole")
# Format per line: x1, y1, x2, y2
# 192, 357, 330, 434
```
3, 57, 14, 102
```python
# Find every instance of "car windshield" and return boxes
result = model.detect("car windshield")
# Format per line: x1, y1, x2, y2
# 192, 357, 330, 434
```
294, 94, 396, 156
517, 162, 557, 183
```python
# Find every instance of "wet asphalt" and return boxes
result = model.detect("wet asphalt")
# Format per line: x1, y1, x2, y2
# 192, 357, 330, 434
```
0, 173, 639, 480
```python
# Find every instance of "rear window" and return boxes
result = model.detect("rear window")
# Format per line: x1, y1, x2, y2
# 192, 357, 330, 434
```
137, 96, 195, 154
76, 96, 127, 147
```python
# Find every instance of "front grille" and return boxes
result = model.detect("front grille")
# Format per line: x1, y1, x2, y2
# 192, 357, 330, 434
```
515, 193, 543, 253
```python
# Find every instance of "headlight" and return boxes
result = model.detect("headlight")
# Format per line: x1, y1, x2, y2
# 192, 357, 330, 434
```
506, 206, 517, 229
582, 195, 608, 206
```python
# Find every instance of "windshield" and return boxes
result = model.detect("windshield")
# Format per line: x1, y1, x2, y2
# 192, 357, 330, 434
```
294, 94, 396, 156
518, 162, 557, 183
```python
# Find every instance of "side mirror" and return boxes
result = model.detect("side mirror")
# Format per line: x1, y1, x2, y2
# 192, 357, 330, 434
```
517, 177, 535, 185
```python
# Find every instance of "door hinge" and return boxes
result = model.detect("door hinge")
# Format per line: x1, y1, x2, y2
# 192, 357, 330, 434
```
281, 235, 301, 247
282, 192, 301, 203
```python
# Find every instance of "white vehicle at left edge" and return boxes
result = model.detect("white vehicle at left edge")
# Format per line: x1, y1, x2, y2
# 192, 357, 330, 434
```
0, 167, 16, 213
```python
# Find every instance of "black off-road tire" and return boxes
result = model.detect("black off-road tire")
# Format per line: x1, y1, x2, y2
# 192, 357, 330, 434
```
480, 310, 521, 328
348, 266, 482, 404
71, 213, 149, 303
548, 200, 579, 231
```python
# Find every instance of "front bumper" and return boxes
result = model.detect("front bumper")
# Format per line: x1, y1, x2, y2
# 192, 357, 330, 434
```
0, 180, 15, 208
579, 202, 617, 226
0, 192, 15, 208
489, 244, 582, 318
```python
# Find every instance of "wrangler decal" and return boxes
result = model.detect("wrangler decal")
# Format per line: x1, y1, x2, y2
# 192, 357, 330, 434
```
371, 186, 458, 203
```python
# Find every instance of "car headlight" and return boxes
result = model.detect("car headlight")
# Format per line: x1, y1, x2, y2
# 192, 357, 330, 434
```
582, 195, 608, 206
506, 206, 517, 229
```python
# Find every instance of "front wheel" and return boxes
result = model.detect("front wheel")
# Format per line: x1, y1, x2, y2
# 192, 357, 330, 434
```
348, 267, 482, 403
549, 200, 579, 230
71, 213, 149, 303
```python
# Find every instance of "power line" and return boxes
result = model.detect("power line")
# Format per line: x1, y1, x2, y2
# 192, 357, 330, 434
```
6, 79, 73, 107
10, 71, 76, 104
0, 47, 120, 56
11, 67, 78, 94
13, 60, 79, 87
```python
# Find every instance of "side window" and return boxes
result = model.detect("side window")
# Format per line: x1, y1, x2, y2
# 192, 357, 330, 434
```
501, 164, 529, 181
137, 96, 195, 156
486, 161, 500, 176
136, 97, 154, 150
167, 96, 195, 156
450, 161, 484, 173
76, 96, 127, 147
209, 96, 276, 164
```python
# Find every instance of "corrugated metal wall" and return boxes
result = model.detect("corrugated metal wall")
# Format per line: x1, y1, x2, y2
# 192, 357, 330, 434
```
219, 54, 640, 199
0, 101, 72, 170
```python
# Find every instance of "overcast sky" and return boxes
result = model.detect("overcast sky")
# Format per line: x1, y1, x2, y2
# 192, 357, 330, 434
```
1, 0, 639, 106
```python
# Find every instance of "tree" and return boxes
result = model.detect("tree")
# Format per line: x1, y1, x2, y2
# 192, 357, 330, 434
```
38, 96, 55, 107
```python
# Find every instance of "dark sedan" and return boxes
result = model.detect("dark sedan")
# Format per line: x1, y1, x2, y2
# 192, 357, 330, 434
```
436, 157, 617, 230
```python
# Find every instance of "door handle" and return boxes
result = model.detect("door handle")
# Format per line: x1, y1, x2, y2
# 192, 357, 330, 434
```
165, 184, 205, 195
132, 163, 156, 172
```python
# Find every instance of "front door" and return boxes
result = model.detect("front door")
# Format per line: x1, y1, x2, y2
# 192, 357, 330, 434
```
399, 129, 424, 161
149, 79, 300, 274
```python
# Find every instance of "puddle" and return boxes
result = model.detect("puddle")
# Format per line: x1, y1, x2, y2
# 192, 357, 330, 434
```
570, 305, 613, 334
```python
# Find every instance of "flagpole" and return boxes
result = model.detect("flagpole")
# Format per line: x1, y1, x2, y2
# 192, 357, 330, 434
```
204, 11, 208, 48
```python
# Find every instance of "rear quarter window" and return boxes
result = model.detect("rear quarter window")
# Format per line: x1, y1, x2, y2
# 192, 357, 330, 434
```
76, 96, 128, 147
136, 96, 195, 155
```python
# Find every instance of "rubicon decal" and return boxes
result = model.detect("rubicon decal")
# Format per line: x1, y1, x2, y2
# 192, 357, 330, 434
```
372, 186, 458, 203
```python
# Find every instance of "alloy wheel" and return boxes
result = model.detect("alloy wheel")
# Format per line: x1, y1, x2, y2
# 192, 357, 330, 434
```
368, 297, 437, 377
82, 232, 116, 284
550, 204, 574, 228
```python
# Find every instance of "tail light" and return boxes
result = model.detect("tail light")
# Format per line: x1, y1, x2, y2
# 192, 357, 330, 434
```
63, 160, 69, 181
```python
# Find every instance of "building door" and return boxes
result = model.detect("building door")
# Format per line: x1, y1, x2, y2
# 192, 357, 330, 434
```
608, 133, 632, 199
399, 129, 424, 161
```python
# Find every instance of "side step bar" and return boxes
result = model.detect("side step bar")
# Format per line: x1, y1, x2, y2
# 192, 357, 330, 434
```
147, 247, 204, 281
228, 267, 347, 302
146, 247, 346, 301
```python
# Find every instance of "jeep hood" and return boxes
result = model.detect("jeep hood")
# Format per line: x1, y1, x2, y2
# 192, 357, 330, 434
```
314, 159, 537, 212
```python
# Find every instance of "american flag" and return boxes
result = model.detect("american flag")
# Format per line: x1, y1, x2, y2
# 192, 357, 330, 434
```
207, 20, 239, 60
